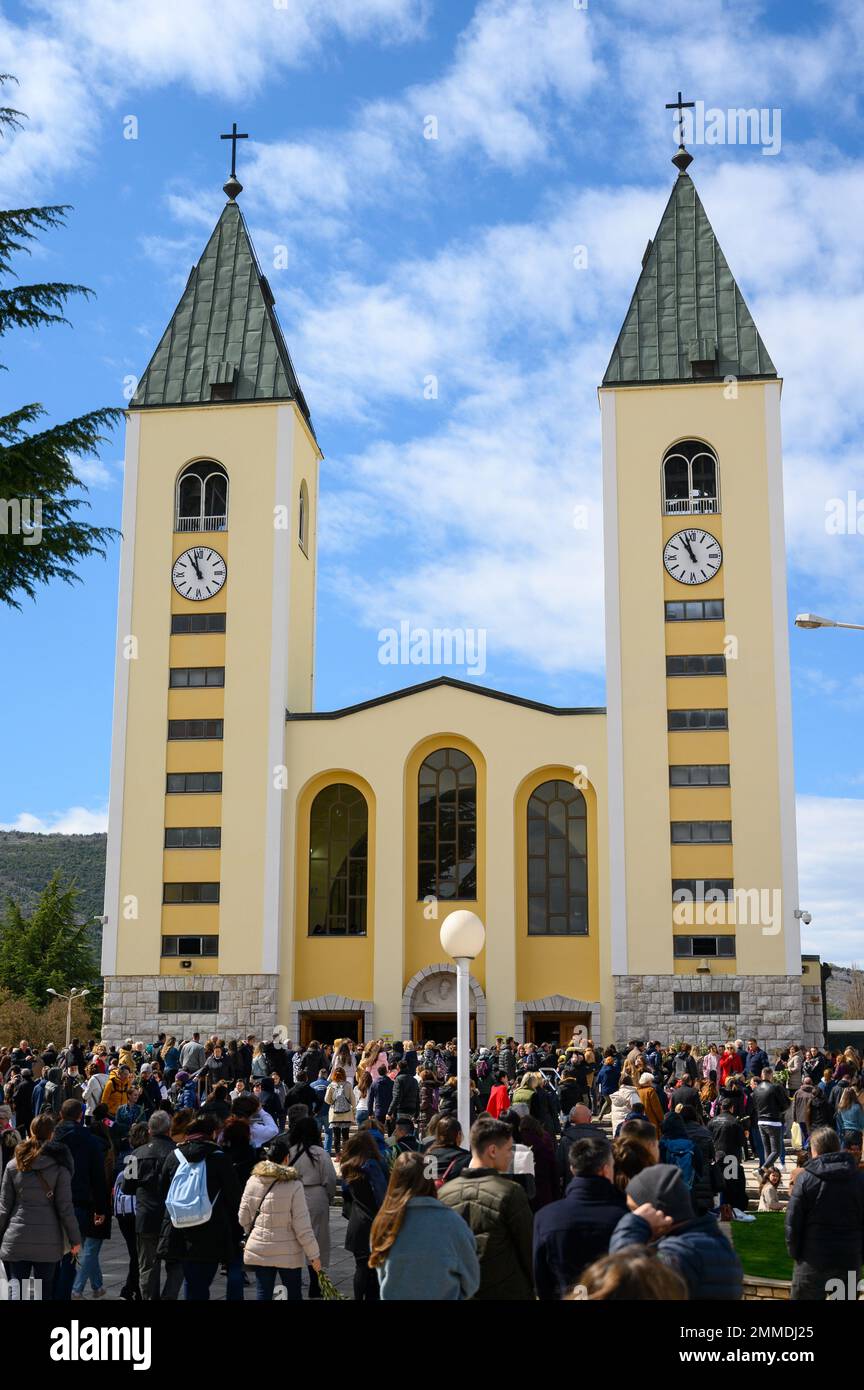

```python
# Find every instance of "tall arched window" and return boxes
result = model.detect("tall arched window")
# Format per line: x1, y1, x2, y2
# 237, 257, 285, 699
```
527, 779, 588, 935
309, 783, 368, 936
298, 479, 309, 554
418, 748, 476, 901
662, 440, 719, 516
175, 461, 229, 532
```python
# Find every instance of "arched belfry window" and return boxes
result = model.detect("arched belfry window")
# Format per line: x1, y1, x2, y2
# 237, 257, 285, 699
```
418, 748, 476, 901
662, 441, 719, 516
309, 783, 368, 936
175, 461, 229, 532
527, 780, 588, 935
299, 479, 309, 554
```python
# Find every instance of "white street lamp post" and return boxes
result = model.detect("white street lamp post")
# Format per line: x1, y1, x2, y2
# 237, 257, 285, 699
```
440, 910, 486, 1146
795, 613, 864, 631
46, 987, 90, 1049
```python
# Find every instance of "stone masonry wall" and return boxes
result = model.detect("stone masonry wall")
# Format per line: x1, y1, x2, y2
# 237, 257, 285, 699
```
102, 975, 279, 1042
613, 974, 819, 1051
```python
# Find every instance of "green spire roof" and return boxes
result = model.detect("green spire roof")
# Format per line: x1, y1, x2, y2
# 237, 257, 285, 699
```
603, 173, 776, 386
132, 201, 313, 427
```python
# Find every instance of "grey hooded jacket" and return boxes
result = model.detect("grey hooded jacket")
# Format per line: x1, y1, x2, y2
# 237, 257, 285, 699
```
0, 1140, 81, 1263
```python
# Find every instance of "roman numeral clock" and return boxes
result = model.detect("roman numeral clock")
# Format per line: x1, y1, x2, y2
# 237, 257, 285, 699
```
172, 546, 227, 601
663, 528, 723, 585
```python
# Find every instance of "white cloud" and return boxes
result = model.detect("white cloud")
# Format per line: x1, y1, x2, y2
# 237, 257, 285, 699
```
797, 795, 864, 965
0, 806, 109, 835
29, 0, 429, 96
73, 458, 119, 489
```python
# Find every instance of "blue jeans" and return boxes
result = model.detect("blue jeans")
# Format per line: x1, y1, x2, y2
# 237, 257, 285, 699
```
54, 1205, 91, 1301
4, 1260, 57, 1300
225, 1254, 246, 1302
253, 1266, 302, 1301
183, 1260, 219, 1300
72, 1237, 103, 1294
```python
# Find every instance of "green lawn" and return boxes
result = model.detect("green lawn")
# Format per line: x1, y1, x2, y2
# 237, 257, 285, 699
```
730, 1212, 793, 1282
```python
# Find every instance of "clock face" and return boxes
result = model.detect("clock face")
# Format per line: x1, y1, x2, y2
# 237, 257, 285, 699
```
663, 528, 723, 585
172, 546, 227, 601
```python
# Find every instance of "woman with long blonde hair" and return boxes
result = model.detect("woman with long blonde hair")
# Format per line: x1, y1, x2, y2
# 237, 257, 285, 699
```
369, 1151, 479, 1300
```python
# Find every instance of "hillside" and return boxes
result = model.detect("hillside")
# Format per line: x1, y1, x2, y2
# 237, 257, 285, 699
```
0, 830, 107, 951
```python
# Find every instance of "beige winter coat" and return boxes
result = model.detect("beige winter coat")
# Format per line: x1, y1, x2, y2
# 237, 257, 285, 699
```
239, 1160, 320, 1269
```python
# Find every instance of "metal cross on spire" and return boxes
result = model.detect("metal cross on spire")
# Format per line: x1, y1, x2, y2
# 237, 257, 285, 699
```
665, 91, 695, 174
220, 122, 249, 200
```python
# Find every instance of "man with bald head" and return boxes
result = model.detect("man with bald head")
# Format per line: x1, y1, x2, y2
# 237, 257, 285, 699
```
556, 1104, 596, 1192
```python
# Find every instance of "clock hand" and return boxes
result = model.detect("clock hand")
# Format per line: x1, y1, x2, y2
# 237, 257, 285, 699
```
191, 555, 203, 580
683, 538, 697, 564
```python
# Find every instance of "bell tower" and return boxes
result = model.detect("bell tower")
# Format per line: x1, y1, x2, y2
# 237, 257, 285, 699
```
101, 147, 321, 1040
601, 141, 803, 1048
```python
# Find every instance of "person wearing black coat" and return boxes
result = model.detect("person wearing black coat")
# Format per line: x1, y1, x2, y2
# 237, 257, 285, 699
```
340, 1134, 388, 1301
388, 1063, 420, 1124
708, 1101, 747, 1211
255, 1077, 285, 1131
533, 1134, 626, 1300
557, 1072, 583, 1117
681, 1106, 718, 1215
530, 1079, 561, 1139
284, 1074, 318, 1114
262, 1038, 292, 1083
157, 1115, 242, 1300
202, 1047, 233, 1093
125, 1112, 183, 1301
52, 1100, 111, 1301
785, 1127, 864, 1300
555, 1110, 597, 1192
13, 1071, 35, 1133
669, 1079, 701, 1117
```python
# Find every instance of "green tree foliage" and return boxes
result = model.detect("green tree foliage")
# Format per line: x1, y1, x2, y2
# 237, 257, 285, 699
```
0, 830, 106, 928
0, 872, 100, 1009
0, 75, 120, 608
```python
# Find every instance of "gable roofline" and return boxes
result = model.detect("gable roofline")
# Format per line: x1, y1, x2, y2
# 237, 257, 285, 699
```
603, 172, 776, 388
286, 674, 605, 722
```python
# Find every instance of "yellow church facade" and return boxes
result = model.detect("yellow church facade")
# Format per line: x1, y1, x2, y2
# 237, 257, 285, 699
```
101, 157, 825, 1051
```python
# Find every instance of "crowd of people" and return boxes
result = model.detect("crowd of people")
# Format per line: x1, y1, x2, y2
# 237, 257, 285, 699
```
1, 1029, 863, 1301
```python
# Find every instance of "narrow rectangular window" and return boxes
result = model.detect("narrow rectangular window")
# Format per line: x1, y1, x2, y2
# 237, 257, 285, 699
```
671, 821, 732, 843
169, 667, 225, 688
166, 772, 224, 793
666, 654, 727, 676
167, 720, 224, 740
164, 827, 221, 849
669, 765, 730, 786
158, 991, 219, 1013
667, 709, 728, 731
162, 882, 220, 904
171, 613, 226, 634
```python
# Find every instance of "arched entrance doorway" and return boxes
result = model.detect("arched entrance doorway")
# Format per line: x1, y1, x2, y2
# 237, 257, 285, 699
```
402, 964, 486, 1047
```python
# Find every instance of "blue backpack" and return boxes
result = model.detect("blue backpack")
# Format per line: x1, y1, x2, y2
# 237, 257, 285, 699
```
662, 1137, 696, 1188
165, 1151, 215, 1228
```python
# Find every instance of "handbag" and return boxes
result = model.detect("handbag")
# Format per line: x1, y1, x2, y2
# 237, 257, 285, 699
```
29, 1167, 72, 1256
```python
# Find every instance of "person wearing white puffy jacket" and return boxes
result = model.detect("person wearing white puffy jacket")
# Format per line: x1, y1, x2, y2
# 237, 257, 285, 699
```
239, 1134, 321, 1300
609, 1076, 642, 1137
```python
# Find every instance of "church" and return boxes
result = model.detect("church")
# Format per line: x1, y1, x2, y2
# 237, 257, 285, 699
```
100, 130, 826, 1053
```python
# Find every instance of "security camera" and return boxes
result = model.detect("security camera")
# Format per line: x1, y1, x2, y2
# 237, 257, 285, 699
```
801, 911, 812, 925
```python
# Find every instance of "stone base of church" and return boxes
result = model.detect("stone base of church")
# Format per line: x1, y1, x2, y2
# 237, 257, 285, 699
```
101, 974, 279, 1041
613, 974, 823, 1051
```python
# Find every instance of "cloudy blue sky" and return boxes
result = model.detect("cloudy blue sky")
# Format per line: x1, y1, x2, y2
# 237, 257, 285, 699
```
1, 0, 862, 961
